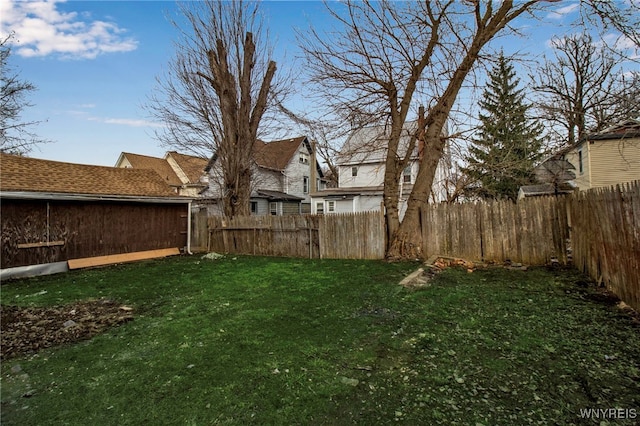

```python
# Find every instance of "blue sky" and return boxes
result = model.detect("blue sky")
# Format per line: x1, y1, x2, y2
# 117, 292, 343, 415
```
1, 0, 636, 166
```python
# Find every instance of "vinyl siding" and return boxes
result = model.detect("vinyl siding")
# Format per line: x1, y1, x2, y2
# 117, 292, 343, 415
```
565, 142, 592, 190
339, 163, 385, 188
354, 195, 384, 212
282, 201, 302, 215
589, 138, 640, 188
565, 137, 640, 190
283, 143, 313, 202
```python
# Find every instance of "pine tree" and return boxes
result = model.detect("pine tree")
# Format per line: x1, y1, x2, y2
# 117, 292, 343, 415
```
464, 54, 544, 201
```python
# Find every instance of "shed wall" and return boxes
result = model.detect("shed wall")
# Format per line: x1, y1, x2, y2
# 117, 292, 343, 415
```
1, 199, 187, 268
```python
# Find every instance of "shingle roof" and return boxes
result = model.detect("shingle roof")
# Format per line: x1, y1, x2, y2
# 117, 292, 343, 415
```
1, 153, 178, 197
255, 189, 304, 201
166, 151, 208, 184
121, 152, 183, 186
573, 119, 640, 144
519, 183, 575, 197
254, 136, 307, 171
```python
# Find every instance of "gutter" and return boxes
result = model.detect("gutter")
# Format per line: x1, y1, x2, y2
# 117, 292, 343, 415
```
0, 191, 192, 204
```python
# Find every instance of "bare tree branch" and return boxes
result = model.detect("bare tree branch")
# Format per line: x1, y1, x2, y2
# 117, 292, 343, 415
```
146, 1, 288, 217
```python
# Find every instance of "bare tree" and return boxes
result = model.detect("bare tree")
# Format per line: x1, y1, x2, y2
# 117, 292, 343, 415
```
301, 0, 546, 259
0, 34, 49, 155
302, 0, 639, 259
532, 33, 639, 147
147, 1, 284, 217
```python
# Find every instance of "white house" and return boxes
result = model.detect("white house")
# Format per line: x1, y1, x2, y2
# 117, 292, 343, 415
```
311, 122, 451, 215
202, 136, 326, 215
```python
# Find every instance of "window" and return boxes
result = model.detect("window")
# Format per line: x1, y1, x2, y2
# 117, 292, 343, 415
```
250, 201, 258, 214
327, 201, 336, 212
403, 165, 412, 183
351, 167, 358, 177
303, 176, 309, 194
299, 152, 309, 164
578, 150, 583, 175
269, 202, 278, 216
316, 202, 324, 215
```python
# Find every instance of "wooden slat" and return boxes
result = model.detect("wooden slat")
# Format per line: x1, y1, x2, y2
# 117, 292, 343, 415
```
68, 248, 180, 270
17, 240, 65, 249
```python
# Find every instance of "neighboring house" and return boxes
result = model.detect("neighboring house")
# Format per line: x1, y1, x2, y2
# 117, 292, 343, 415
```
517, 183, 575, 200
310, 121, 452, 215
1, 153, 191, 275
563, 119, 640, 190
202, 136, 326, 216
115, 151, 208, 197
517, 154, 576, 200
522, 119, 640, 198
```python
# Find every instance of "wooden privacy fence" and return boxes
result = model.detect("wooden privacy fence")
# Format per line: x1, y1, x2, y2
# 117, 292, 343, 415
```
207, 211, 385, 260
200, 183, 638, 311
569, 181, 640, 312
421, 196, 570, 265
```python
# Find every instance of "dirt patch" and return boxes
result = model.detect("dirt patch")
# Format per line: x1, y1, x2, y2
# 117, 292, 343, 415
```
1, 299, 133, 359
400, 256, 480, 289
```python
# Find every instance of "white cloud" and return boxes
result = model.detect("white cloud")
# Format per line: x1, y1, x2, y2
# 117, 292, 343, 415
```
0, 0, 137, 59
546, 3, 580, 20
88, 116, 164, 128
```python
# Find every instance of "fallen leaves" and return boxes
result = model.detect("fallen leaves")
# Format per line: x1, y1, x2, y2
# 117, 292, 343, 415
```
0, 299, 133, 359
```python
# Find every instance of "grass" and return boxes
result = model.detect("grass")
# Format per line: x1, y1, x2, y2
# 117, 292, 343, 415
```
1, 255, 639, 425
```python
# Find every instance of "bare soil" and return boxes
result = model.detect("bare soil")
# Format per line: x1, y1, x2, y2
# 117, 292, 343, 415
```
1, 299, 133, 359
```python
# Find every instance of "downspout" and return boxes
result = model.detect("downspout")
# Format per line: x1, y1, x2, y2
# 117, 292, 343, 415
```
186, 201, 193, 255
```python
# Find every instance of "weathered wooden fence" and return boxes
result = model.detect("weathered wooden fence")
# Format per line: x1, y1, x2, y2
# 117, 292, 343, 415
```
201, 183, 638, 311
206, 210, 384, 259
568, 181, 640, 312
190, 209, 209, 252
421, 196, 570, 265
320, 211, 385, 259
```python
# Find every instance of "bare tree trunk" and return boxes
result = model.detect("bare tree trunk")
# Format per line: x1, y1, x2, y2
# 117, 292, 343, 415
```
146, 1, 283, 218
387, 0, 538, 260
204, 32, 277, 217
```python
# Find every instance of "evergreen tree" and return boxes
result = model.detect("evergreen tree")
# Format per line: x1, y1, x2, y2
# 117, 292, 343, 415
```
464, 54, 544, 201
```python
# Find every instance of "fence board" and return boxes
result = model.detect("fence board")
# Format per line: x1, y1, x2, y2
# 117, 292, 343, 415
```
207, 211, 383, 260
569, 181, 640, 311
421, 196, 569, 265
319, 211, 384, 259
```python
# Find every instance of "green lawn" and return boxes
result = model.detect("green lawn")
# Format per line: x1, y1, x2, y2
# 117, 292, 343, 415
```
1, 256, 639, 425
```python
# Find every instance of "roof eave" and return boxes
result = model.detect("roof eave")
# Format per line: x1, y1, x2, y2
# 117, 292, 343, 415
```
0, 191, 192, 204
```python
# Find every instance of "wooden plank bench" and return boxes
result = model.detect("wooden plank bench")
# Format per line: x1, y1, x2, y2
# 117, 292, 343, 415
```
67, 248, 180, 270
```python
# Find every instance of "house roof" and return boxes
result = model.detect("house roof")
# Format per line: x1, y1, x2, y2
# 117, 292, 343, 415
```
255, 189, 304, 201
534, 157, 576, 183
589, 119, 640, 140
1, 153, 179, 198
166, 151, 208, 184
204, 135, 324, 178
120, 152, 183, 186
311, 186, 384, 197
254, 136, 307, 171
518, 183, 575, 198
